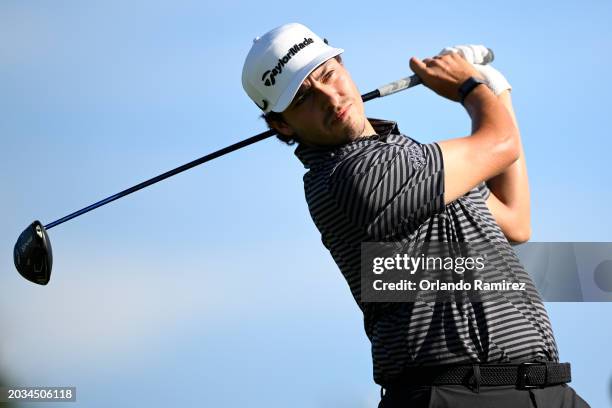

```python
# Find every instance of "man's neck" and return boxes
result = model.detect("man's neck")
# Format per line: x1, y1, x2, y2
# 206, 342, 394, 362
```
354, 117, 377, 140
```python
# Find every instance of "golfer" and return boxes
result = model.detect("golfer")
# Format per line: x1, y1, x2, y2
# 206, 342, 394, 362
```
242, 23, 590, 407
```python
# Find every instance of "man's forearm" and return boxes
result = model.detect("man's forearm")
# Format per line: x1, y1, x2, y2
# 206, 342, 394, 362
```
486, 91, 531, 240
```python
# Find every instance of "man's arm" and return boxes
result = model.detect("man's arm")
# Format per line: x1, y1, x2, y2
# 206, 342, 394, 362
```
409, 53, 520, 205
429, 46, 530, 242
484, 91, 531, 243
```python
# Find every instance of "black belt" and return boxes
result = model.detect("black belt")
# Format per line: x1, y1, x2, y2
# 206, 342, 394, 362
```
384, 361, 572, 390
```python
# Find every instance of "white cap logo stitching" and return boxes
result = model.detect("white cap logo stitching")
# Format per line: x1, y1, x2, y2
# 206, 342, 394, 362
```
261, 37, 314, 86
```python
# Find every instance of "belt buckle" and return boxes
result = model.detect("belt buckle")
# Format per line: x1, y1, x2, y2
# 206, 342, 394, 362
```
517, 362, 543, 389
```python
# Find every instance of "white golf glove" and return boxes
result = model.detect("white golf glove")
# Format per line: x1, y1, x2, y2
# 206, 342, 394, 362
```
439, 45, 512, 95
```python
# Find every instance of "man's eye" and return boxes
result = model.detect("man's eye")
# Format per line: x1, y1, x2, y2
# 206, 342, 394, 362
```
323, 70, 335, 82
295, 92, 309, 106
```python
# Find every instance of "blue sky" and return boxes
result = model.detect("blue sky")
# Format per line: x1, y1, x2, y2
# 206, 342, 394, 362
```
1, 0, 611, 406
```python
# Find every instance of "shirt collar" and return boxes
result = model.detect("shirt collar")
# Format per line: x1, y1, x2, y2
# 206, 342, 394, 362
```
294, 118, 400, 169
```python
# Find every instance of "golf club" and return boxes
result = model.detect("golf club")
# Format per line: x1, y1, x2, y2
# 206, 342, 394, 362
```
13, 49, 494, 285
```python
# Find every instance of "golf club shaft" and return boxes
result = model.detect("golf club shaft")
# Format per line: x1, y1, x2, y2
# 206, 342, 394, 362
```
44, 58, 487, 230
44, 128, 276, 229
44, 74, 426, 230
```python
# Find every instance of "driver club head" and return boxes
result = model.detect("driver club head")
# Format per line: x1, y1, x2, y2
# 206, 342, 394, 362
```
14, 220, 53, 285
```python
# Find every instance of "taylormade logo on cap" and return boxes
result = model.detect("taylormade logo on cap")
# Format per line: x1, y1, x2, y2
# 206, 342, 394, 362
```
261, 37, 314, 87
242, 23, 343, 113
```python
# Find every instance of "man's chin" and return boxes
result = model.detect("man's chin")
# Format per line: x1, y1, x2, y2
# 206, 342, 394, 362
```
342, 116, 367, 141
316, 116, 364, 145
331, 124, 359, 144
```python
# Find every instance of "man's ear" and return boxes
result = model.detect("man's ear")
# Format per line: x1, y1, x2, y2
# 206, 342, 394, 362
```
268, 116, 295, 138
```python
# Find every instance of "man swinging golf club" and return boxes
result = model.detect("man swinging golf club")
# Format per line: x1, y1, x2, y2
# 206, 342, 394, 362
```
241, 23, 590, 407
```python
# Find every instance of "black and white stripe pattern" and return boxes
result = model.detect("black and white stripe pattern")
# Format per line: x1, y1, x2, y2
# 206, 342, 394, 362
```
294, 119, 559, 386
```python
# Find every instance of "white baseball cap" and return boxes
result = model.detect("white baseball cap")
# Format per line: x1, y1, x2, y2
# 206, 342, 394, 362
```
242, 23, 344, 113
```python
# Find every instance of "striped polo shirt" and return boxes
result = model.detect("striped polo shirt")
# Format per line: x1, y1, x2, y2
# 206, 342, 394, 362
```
294, 119, 559, 386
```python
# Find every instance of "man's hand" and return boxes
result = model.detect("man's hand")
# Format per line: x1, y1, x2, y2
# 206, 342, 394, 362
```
439, 45, 530, 242
409, 53, 483, 102
438, 45, 512, 96
411, 48, 520, 205
439, 44, 492, 64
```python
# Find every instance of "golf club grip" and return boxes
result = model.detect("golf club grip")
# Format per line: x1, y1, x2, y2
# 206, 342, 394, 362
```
376, 47, 495, 98
377, 75, 423, 98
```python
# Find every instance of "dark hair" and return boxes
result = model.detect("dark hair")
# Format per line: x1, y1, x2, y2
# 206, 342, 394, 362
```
261, 55, 343, 146
261, 111, 297, 145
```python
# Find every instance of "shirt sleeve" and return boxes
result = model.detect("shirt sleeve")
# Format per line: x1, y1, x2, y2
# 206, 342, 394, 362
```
329, 140, 445, 240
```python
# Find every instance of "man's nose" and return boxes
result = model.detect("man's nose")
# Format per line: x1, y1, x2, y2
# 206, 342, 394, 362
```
314, 83, 340, 110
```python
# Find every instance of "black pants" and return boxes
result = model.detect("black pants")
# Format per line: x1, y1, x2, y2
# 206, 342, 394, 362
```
378, 384, 591, 407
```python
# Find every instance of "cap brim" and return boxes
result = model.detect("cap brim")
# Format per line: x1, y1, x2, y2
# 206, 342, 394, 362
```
270, 47, 344, 113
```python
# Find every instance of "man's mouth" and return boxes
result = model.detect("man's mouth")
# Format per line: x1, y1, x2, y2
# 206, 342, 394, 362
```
331, 103, 352, 125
